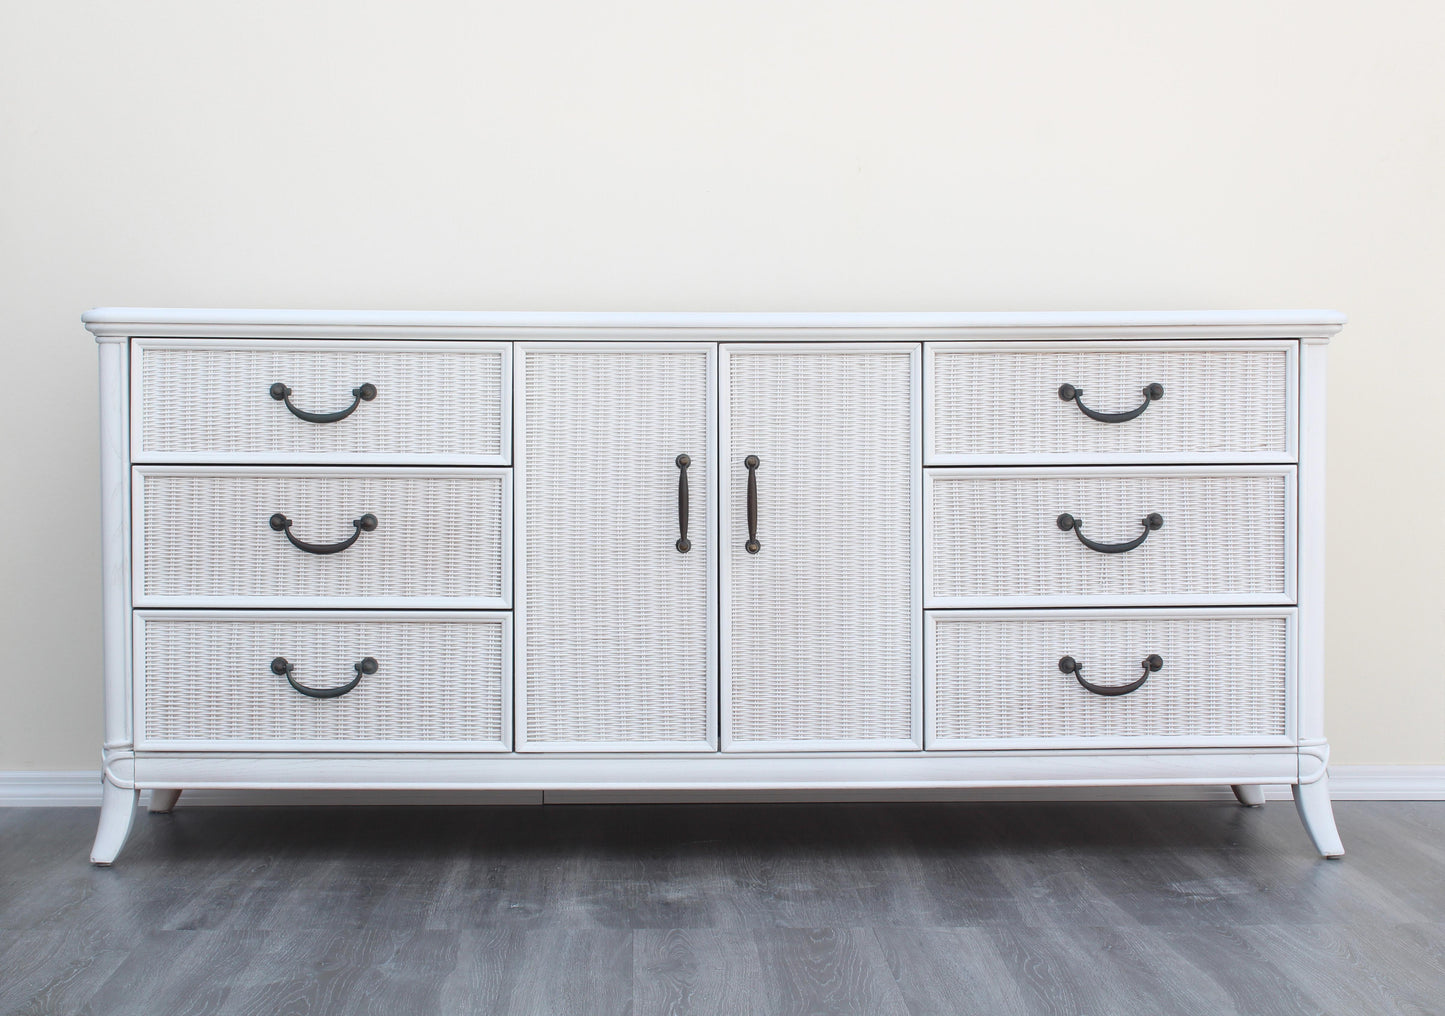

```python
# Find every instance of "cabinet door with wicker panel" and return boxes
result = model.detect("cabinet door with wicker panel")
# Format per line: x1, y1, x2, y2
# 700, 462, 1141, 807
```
515, 344, 717, 751
720, 344, 922, 751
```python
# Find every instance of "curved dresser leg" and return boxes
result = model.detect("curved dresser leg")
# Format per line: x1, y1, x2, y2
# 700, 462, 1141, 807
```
91, 780, 140, 866
1232, 784, 1266, 807
1293, 775, 1345, 859
148, 789, 182, 814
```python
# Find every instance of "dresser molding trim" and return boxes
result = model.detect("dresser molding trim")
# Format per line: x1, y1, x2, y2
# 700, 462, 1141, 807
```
82, 308, 1347, 342
125, 749, 1304, 791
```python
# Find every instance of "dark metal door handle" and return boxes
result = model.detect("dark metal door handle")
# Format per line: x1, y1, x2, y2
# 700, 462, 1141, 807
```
270, 382, 377, 423
743, 455, 760, 554
1057, 512, 1163, 554
269, 512, 377, 555
1059, 654, 1162, 697
1059, 382, 1163, 423
675, 454, 692, 553
270, 656, 377, 699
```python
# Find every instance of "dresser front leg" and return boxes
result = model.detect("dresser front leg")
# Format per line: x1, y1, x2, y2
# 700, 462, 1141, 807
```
1231, 784, 1265, 807
1293, 774, 1344, 858
91, 779, 140, 866
148, 788, 182, 814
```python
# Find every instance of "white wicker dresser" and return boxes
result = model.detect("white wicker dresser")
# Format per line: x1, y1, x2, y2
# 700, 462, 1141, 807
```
84, 309, 1346, 863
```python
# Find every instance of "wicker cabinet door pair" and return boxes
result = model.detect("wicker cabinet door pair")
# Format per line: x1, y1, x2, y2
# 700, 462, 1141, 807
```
516, 344, 920, 752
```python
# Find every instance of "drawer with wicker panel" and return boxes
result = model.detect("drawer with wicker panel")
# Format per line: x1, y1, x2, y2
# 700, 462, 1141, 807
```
925, 609, 1294, 749
134, 611, 512, 751
924, 340, 1297, 465
924, 465, 1295, 608
131, 339, 511, 465
132, 465, 512, 608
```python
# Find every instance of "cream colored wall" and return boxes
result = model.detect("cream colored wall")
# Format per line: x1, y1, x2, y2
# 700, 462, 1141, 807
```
1, 1, 1441, 770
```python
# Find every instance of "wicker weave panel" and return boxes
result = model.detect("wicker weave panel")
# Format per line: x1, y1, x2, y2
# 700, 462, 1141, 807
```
521, 349, 712, 747
929, 471, 1288, 602
139, 615, 507, 747
930, 614, 1288, 743
137, 470, 506, 602
136, 342, 506, 460
931, 347, 1290, 459
726, 348, 916, 746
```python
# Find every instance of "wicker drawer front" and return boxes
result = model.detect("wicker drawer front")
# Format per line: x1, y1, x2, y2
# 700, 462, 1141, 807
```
927, 610, 1292, 748
132, 339, 510, 464
134, 466, 510, 607
136, 611, 511, 751
926, 341, 1295, 464
926, 467, 1294, 607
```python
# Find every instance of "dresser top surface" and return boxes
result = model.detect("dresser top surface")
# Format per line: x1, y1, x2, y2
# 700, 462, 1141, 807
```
84, 308, 1346, 342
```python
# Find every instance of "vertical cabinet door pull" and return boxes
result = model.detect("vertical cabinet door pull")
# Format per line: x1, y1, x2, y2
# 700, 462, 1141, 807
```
675, 454, 692, 553
743, 455, 761, 554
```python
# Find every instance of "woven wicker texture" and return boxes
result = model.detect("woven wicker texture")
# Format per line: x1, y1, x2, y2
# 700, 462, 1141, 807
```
931, 614, 1288, 742
726, 348, 915, 745
931, 347, 1289, 458
140, 615, 506, 746
522, 349, 712, 747
138, 470, 505, 602
137, 343, 506, 460
929, 471, 1287, 601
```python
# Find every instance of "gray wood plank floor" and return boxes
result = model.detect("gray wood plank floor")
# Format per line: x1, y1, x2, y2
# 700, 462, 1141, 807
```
0, 801, 1441, 1015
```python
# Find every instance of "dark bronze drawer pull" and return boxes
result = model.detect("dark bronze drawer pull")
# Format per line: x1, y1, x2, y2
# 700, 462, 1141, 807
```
269, 512, 377, 555
270, 656, 377, 699
1059, 654, 1161, 697
270, 381, 377, 423
1059, 382, 1163, 423
1057, 512, 1163, 554
743, 455, 761, 554
675, 454, 692, 553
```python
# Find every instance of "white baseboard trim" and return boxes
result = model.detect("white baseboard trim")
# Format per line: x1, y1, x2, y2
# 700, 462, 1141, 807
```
1, 766, 1441, 808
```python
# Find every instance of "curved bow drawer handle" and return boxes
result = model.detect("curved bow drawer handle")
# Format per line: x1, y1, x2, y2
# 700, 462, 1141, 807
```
270, 382, 377, 423
1058, 382, 1163, 423
269, 512, 377, 555
270, 656, 377, 699
1057, 512, 1163, 554
1059, 654, 1162, 697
